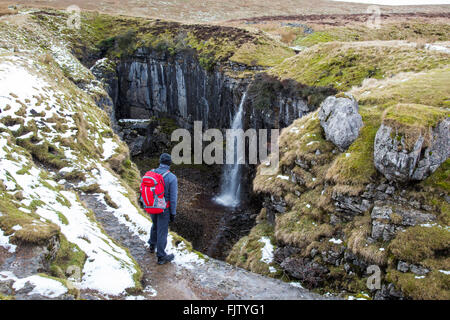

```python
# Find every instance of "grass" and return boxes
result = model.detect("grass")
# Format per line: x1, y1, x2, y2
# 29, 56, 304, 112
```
0, 194, 60, 245
387, 269, 450, 300
230, 38, 294, 67
345, 215, 388, 266
382, 104, 449, 150
31, 10, 294, 72
270, 43, 449, 91
226, 221, 281, 277
293, 22, 450, 47
50, 234, 87, 281
275, 212, 334, 249
389, 225, 450, 268
325, 107, 380, 185
354, 67, 450, 108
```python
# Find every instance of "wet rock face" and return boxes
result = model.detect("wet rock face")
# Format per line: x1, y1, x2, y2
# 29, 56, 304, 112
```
116, 49, 242, 129
373, 118, 450, 182
102, 48, 313, 132
318, 95, 363, 151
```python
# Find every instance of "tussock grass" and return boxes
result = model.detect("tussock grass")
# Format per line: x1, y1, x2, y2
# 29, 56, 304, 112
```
382, 103, 449, 151
389, 225, 450, 268
345, 215, 387, 266
275, 212, 334, 249
387, 269, 450, 300
50, 234, 87, 281
0, 195, 60, 245
227, 222, 280, 277
270, 43, 449, 91
294, 22, 450, 47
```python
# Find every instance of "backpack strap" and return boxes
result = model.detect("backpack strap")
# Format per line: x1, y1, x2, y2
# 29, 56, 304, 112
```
162, 170, 170, 178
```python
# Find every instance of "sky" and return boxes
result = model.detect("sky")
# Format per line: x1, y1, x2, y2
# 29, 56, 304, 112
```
332, 0, 450, 5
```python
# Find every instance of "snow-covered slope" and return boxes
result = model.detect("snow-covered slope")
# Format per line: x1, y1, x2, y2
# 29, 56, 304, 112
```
0, 12, 203, 299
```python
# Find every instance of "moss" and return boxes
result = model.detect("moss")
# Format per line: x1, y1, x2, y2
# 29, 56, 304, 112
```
271, 43, 449, 91
421, 159, 450, 193
326, 107, 380, 185
389, 225, 450, 267
275, 212, 334, 249
50, 234, 86, 281
387, 269, 450, 300
227, 221, 280, 277
0, 194, 60, 245
382, 104, 449, 151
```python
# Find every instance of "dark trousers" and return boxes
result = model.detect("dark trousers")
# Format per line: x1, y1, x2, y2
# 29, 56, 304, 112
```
149, 210, 170, 258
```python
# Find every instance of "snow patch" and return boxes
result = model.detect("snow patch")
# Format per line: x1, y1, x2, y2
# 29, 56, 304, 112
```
0, 229, 17, 253
0, 271, 68, 298
259, 237, 274, 264
329, 238, 343, 245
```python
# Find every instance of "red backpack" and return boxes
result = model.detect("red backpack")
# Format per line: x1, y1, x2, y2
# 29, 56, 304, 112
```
140, 170, 170, 214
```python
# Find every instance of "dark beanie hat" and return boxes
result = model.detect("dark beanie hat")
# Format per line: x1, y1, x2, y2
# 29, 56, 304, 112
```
160, 153, 172, 166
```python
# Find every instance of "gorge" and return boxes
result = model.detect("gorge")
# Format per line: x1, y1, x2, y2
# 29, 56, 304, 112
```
0, 8, 449, 300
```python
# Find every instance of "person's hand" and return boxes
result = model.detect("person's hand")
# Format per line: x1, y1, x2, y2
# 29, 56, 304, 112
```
170, 215, 175, 223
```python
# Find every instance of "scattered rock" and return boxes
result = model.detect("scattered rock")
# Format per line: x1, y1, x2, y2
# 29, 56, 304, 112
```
280, 257, 329, 289
0, 280, 13, 295
370, 203, 436, 241
318, 95, 363, 151
374, 283, 404, 300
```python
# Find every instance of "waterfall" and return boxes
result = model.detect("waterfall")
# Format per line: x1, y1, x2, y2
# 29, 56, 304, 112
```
214, 90, 248, 207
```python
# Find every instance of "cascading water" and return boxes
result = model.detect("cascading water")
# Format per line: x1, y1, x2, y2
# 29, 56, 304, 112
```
214, 91, 248, 207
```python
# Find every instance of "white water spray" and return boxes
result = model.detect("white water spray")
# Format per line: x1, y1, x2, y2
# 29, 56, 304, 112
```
214, 91, 248, 207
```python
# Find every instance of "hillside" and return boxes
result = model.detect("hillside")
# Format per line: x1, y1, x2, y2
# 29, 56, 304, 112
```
227, 26, 450, 299
1, 0, 450, 23
0, 5, 449, 301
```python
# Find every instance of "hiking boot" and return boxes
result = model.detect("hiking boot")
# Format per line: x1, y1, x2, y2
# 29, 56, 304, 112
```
149, 245, 155, 253
157, 253, 174, 265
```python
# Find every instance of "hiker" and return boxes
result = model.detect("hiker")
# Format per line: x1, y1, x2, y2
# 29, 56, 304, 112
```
140, 153, 178, 265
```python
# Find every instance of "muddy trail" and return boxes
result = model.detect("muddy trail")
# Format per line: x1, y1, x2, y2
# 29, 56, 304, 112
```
81, 193, 328, 300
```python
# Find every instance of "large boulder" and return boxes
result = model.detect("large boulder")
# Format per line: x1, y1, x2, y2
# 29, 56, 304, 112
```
374, 104, 449, 182
318, 95, 363, 151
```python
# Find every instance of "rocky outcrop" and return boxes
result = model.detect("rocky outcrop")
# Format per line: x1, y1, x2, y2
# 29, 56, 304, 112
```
90, 48, 320, 134
116, 48, 244, 129
373, 118, 450, 182
318, 95, 363, 151
370, 202, 436, 241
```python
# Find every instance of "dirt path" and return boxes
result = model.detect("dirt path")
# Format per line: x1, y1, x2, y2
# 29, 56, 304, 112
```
81, 194, 330, 300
